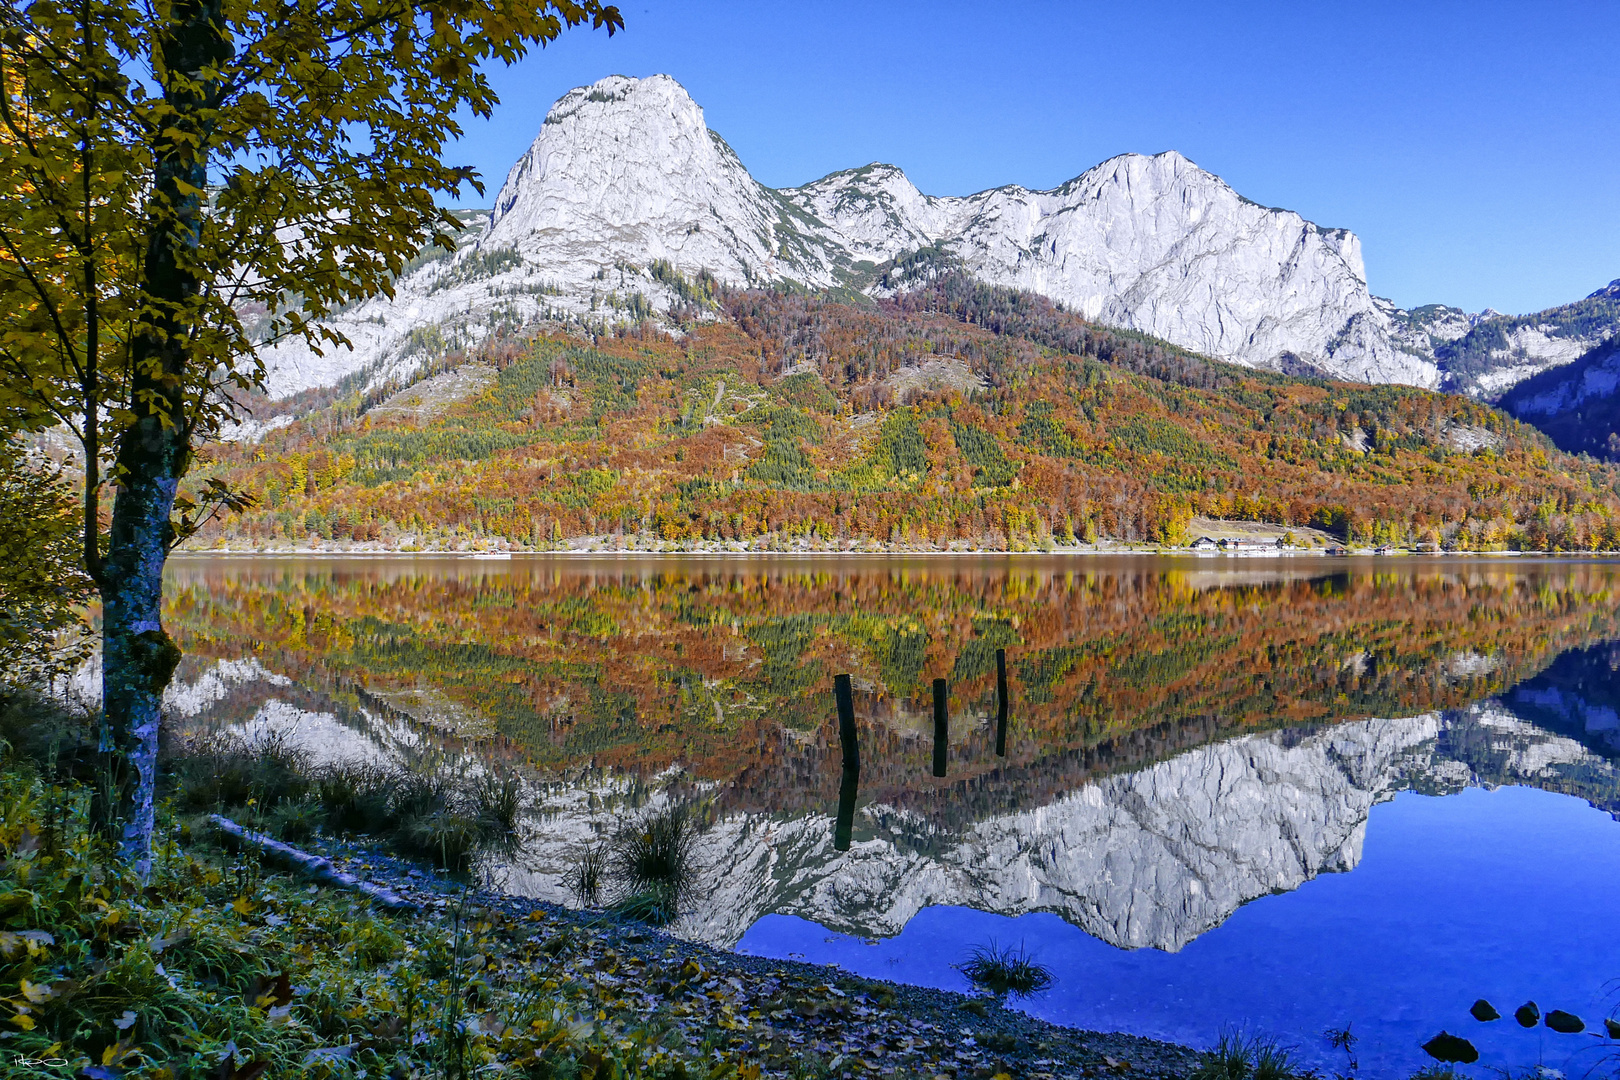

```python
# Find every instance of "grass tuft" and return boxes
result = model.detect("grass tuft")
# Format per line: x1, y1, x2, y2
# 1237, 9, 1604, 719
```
608, 803, 700, 922
572, 843, 605, 907
610, 890, 678, 926
959, 940, 1054, 999
473, 770, 522, 833
311, 761, 397, 833
1191, 1030, 1311, 1080
170, 729, 312, 813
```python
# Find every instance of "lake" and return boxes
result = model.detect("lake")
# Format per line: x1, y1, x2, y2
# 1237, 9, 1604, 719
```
162, 554, 1620, 1076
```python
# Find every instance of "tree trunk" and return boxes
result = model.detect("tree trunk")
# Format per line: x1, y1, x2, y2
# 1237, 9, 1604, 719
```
93, 0, 226, 875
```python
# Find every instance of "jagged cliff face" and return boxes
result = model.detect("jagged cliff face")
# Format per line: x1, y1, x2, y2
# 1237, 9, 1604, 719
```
1433, 279, 1620, 400
680, 715, 1432, 951
254, 75, 1488, 399
911, 153, 1432, 385
484, 77, 824, 287
1503, 339, 1620, 420
674, 704, 1617, 950
1495, 333, 1620, 457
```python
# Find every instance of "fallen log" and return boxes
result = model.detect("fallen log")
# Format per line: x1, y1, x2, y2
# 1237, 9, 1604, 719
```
207, 814, 417, 912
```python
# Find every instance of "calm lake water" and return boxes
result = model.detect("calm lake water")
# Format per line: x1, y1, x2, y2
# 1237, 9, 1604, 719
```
163, 554, 1620, 1076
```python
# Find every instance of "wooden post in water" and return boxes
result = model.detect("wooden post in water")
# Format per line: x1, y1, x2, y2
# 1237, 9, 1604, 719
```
932, 678, 949, 777
834, 674, 859, 851
995, 648, 1009, 757
835, 674, 858, 773
834, 760, 859, 851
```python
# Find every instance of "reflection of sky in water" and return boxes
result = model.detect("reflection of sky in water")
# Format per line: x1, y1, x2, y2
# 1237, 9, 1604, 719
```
739, 786, 1620, 1077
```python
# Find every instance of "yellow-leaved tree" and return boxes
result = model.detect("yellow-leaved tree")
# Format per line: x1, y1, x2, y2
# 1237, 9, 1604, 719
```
0, 0, 621, 873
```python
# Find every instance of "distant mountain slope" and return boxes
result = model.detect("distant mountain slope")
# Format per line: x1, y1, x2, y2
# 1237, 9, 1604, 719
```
256, 74, 1468, 399
196, 275, 1620, 553
1437, 280, 1620, 399
1497, 334, 1620, 457
1501, 641, 1620, 758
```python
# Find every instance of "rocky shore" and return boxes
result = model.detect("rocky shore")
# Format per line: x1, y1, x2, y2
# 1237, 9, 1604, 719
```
308, 834, 1204, 1080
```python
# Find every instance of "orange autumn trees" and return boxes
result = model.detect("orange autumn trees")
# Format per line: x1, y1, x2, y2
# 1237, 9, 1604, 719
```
196, 276, 1620, 553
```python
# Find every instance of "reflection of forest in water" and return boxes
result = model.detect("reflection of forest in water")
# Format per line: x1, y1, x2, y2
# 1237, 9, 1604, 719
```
166, 556, 1620, 816
163, 556, 1620, 947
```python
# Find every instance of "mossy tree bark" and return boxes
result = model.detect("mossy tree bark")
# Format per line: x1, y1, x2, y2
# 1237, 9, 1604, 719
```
92, 0, 227, 874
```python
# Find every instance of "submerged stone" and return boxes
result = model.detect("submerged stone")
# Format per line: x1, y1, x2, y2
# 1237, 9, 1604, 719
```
1422, 1032, 1479, 1064
1546, 1010, 1585, 1034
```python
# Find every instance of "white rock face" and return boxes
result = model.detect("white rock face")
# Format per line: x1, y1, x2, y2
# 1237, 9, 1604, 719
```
923, 154, 1436, 385
685, 715, 1436, 950
484, 76, 825, 287
677, 702, 1615, 950
255, 75, 1454, 399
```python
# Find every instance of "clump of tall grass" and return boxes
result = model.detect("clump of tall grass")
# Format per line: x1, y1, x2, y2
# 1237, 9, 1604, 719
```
471, 770, 523, 858
607, 803, 701, 925
169, 729, 312, 813
959, 941, 1054, 999
161, 735, 526, 873
1191, 1030, 1310, 1080
351, 765, 524, 873
0, 689, 99, 780
311, 761, 397, 833
571, 843, 605, 907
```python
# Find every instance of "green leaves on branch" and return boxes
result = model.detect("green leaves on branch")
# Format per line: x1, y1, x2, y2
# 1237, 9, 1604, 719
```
0, 0, 623, 575
168, 477, 255, 552
0, 442, 93, 691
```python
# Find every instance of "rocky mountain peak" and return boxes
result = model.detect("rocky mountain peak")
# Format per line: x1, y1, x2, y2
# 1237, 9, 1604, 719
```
253, 74, 1617, 403
483, 73, 781, 282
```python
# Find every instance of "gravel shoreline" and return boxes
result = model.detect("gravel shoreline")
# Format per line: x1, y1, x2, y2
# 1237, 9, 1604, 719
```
305, 835, 1204, 1080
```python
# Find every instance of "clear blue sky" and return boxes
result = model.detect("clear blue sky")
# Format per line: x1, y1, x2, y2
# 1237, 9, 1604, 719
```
453, 0, 1619, 315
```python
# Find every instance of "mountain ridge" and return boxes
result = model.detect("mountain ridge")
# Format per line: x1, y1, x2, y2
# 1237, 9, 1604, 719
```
254, 74, 1616, 407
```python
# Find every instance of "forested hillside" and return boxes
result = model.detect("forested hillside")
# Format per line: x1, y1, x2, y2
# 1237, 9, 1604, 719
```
196, 274, 1620, 552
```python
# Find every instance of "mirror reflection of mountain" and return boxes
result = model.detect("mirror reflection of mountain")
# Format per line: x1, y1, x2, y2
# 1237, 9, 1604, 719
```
1499, 641, 1620, 757
163, 557, 1620, 950
686, 703, 1620, 950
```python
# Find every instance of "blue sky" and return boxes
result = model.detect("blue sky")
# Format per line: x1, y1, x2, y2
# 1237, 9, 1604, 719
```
455, 0, 1619, 315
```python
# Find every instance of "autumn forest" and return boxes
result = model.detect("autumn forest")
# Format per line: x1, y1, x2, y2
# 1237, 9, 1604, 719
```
193, 274, 1620, 554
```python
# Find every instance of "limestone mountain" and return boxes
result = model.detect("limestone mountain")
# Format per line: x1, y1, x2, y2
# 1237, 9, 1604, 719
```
257, 74, 1616, 406
1434, 279, 1620, 399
